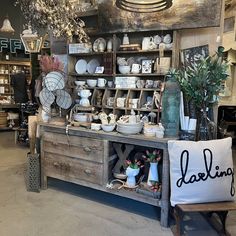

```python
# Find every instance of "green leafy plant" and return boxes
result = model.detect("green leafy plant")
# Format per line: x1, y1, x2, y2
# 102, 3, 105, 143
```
175, 47, 229, 110
125, 159, 140, 169
142, 149, 161, 163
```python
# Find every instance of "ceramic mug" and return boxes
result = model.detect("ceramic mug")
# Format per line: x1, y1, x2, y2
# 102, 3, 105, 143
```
97, 78, 107, 87
107, 97, 115, 107
131, 64, 141, 74
129, 98, 139, 109
136, 80, 145, 88
117, 97, 126, 108
145, 80, 154, 88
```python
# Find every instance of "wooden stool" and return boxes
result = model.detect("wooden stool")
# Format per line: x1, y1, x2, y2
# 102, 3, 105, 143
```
174, 201, 236, 236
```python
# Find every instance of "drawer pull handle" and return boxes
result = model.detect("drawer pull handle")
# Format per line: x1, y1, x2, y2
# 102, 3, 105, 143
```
84, 169, 92, 175
53, 162, 59, 167
83, 147, 91, 152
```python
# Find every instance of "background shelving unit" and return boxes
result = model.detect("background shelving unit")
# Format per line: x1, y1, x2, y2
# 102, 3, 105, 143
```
68, 29, 178, 120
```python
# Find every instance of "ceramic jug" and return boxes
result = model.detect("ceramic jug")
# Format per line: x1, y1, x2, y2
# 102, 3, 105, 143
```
142, 37, 154, 50
97, 78, 107, 87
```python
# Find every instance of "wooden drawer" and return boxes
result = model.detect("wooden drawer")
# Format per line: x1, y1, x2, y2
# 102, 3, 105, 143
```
42, 132, 104, 163
43, 152, 104, 186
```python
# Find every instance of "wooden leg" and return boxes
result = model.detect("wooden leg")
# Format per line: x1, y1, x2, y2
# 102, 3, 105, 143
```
216, 211, 228, 234
14, 130, 18, 144
174, 207, 183, 236
41, 175, 48, 190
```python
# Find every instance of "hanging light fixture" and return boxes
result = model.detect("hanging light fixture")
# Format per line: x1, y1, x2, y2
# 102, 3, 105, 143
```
0, 15, 15, 34
20, 25, 43, 53
115, 0, 173, 13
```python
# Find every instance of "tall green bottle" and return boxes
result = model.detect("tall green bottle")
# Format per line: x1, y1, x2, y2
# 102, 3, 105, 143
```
161, 73, 181, 138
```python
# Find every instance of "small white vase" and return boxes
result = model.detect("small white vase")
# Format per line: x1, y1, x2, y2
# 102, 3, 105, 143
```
147, 162, 159, 186
126, 166, 140, 187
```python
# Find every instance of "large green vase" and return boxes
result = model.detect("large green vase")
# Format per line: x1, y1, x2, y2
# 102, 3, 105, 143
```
161, 76, 181, 138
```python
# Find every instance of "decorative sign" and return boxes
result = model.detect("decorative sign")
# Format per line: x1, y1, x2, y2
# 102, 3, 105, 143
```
0, 37, 24, 53
0, 37, 49, 54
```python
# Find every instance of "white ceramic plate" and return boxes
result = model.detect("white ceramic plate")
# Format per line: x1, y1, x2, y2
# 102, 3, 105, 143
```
87, 59, 100, 74
75, 59, 87, 74
93, 38, 106, 52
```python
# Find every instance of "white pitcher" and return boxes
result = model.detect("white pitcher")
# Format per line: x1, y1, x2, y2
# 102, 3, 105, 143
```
97, 78, 107, 87
142, 37, 154, 50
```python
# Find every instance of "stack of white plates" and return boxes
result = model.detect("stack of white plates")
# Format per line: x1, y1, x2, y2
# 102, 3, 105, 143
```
116, 121, 143, 135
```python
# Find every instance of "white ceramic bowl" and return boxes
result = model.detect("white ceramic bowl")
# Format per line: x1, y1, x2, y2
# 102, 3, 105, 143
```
117, 121, 143, 135
75, 81, 86, 86
118, 65, 131, 74
101, 123, 116, 132
87, 79, 97, 87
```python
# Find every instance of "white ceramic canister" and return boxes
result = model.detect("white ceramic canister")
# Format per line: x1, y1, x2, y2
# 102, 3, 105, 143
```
107, 39, 113, 52
122, 34, 129, 45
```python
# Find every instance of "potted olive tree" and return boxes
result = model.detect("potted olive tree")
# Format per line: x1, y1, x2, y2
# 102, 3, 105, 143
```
175, 46, 229, 140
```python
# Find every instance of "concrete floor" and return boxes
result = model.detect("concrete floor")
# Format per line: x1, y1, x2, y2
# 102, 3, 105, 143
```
0, 131, 235, 236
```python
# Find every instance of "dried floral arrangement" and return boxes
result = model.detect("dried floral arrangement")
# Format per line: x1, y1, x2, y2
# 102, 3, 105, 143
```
39, 55, 64, 74
15, 0, 89, 41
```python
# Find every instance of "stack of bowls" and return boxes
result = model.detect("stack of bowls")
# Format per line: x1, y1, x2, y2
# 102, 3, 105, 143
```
116, 121, 143, 135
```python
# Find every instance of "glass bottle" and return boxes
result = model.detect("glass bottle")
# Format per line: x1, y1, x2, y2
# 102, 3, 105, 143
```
196, 106, 217, 141
197, 107, 210, 141
161, 75, 181, 138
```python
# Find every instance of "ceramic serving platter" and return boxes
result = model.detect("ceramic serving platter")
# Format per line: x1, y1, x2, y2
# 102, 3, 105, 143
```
93, 38, 106, 52
87, 59, 100, 74
75, 59, 87, 74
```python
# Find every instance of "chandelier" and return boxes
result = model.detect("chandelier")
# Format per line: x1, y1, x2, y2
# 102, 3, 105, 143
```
0, 15, 15, 34
115, 0, 173, 13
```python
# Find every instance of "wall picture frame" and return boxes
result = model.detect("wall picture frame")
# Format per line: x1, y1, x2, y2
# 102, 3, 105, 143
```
141, 59, 153, 74
181, 45, 209, 67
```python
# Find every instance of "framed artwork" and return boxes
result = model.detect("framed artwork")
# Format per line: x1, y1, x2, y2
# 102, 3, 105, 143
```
224, 16, 235, 33
181, 45, 209, 66
141, 59, 153, 74
95, 66, 104, 74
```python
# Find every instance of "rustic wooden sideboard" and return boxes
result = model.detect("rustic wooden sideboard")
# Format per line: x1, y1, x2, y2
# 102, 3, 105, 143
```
39, 123, 171, 227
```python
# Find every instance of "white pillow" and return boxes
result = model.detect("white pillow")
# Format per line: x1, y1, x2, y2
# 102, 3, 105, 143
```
168, 137, 235, 206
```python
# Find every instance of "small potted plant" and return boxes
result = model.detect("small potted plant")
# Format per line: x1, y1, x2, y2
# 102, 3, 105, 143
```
125, 158, 141, 187
143, 149, 162, 187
